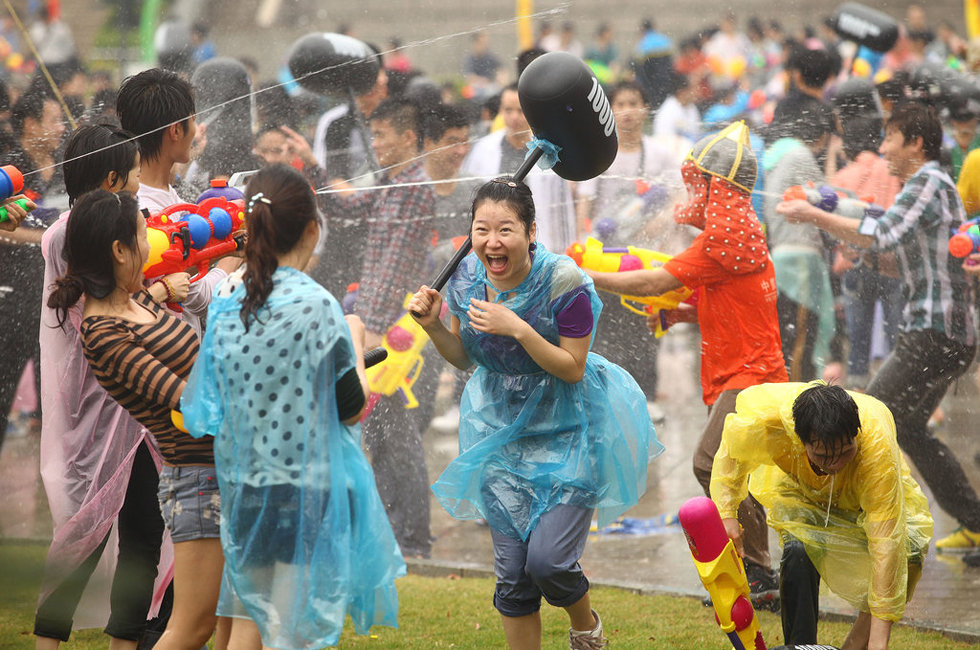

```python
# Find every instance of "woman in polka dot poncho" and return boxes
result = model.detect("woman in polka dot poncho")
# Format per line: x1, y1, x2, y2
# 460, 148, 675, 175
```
182, 165, 405, 649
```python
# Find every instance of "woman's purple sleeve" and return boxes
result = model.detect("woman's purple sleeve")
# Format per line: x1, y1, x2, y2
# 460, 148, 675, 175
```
555, 292, 594, 338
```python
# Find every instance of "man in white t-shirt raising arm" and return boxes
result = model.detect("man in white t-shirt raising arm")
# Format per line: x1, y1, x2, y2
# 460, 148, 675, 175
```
117, 68, 241, 337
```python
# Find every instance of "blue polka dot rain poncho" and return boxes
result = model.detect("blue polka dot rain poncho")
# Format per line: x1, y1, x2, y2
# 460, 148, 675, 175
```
182, 267, 405, 649
433, 245, 664, 540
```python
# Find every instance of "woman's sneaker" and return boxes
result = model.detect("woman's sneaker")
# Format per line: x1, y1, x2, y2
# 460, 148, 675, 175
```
569, 609, 608, 649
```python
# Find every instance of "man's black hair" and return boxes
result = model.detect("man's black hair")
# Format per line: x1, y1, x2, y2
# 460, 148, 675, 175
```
788, 45, 836, 90
10, 90, 49, 137
482, 93, 501, 121
792, 384, 861, 462
370, 97, 423, 152
768, 95, 836, 144
116, 68, 195, 162
840, 115, 884, 161
609, 80, 650, 105
254, 80, 299, 132
876, 72, 909, 104
422, 103, 470, 143
63, 123, 140, 205
886, 101, 943, 162
516, 49, 546, 78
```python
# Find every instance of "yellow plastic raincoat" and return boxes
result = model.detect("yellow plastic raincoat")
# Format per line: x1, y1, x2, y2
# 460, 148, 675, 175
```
710, 382, 933, 621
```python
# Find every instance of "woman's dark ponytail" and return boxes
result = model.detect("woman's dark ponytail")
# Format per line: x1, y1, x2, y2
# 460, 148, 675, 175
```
239, 197, 279, 330
47, 275, 86, 328
240, 164, 318, 330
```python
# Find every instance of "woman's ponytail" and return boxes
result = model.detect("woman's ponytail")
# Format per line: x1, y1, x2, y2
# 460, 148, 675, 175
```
47, 275, 86, 328
239, 165, 319, 331
240, 196, 279, 331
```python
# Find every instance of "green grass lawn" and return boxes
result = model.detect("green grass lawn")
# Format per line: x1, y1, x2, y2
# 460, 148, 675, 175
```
1, 542, 971, 649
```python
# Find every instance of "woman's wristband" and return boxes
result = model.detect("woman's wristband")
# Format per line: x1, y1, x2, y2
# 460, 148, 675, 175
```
154, 278, 176, 303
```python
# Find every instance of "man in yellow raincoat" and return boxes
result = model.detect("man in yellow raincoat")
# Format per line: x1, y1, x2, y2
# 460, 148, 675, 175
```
710, 382, 933, 650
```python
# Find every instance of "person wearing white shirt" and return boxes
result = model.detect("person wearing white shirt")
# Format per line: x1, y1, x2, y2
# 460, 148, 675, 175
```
654, 73, 702, 144
117, 68, 241, 338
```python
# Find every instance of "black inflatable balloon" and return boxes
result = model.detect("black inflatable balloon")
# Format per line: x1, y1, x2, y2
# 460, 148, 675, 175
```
287, 33, 380, 96
418, 52, 619, 300
518, 51, 618, 182
190, 58, 257, 190
829, 2, 899, 53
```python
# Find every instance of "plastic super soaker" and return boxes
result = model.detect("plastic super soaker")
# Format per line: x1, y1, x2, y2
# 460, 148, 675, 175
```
0, 165, 28, 223
679, 496, 766, 650
949, 216, 980, 258
565, 236, 693, 320
783, 182, 882, 221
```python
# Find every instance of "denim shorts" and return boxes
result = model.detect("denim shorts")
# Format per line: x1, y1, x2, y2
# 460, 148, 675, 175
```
158, 465, 221, 543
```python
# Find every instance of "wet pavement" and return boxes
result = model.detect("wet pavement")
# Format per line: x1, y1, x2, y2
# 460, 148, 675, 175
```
2, 324, 979, 642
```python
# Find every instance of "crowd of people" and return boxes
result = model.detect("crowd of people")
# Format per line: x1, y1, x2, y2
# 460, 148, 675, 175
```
1, 1, 980, 649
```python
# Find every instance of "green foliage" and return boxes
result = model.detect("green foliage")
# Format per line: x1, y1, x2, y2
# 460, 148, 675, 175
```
0, 543, 971, 649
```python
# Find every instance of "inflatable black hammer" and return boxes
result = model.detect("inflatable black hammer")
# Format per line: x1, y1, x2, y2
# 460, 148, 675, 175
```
828, 2, 899, 53
423, 51, 619, 297
287, 32, 382, 172
287, 32, 380, 97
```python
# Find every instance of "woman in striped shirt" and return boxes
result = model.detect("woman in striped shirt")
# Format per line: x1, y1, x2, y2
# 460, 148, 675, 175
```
47, 190, 229, 650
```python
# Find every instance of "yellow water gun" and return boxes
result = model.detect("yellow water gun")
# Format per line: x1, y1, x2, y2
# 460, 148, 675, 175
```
566, 237, 693, 336
364, 294, 434, 417
679, 496, 767, 650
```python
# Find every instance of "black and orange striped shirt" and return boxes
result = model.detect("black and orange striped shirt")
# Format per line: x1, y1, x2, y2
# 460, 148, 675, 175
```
81, 290, 212, 466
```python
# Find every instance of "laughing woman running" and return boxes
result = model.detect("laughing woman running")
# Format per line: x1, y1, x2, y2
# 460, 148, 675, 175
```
409, 177, 662, 650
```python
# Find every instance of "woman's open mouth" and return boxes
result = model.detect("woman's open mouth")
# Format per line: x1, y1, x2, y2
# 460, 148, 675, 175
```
486, 254, 508, 274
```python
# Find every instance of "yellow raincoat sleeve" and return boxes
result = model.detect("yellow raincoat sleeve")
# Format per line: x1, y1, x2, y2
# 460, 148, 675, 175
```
709, 383, 798, 519
958, 148, 980, 216
852, 396, 909, 621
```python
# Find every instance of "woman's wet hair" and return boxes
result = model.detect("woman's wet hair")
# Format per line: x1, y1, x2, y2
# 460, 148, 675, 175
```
63, 123, 139, 206
471, 176, 535, 234
47, 190, 142, 327
240, 164, 319, 330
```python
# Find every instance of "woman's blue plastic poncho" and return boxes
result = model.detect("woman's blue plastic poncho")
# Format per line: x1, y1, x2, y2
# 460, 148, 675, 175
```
182, 267, 405, 649
432, 245, 664, 540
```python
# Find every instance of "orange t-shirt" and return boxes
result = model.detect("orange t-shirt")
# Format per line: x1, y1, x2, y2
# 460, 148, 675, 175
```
663, 239, 788, 406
